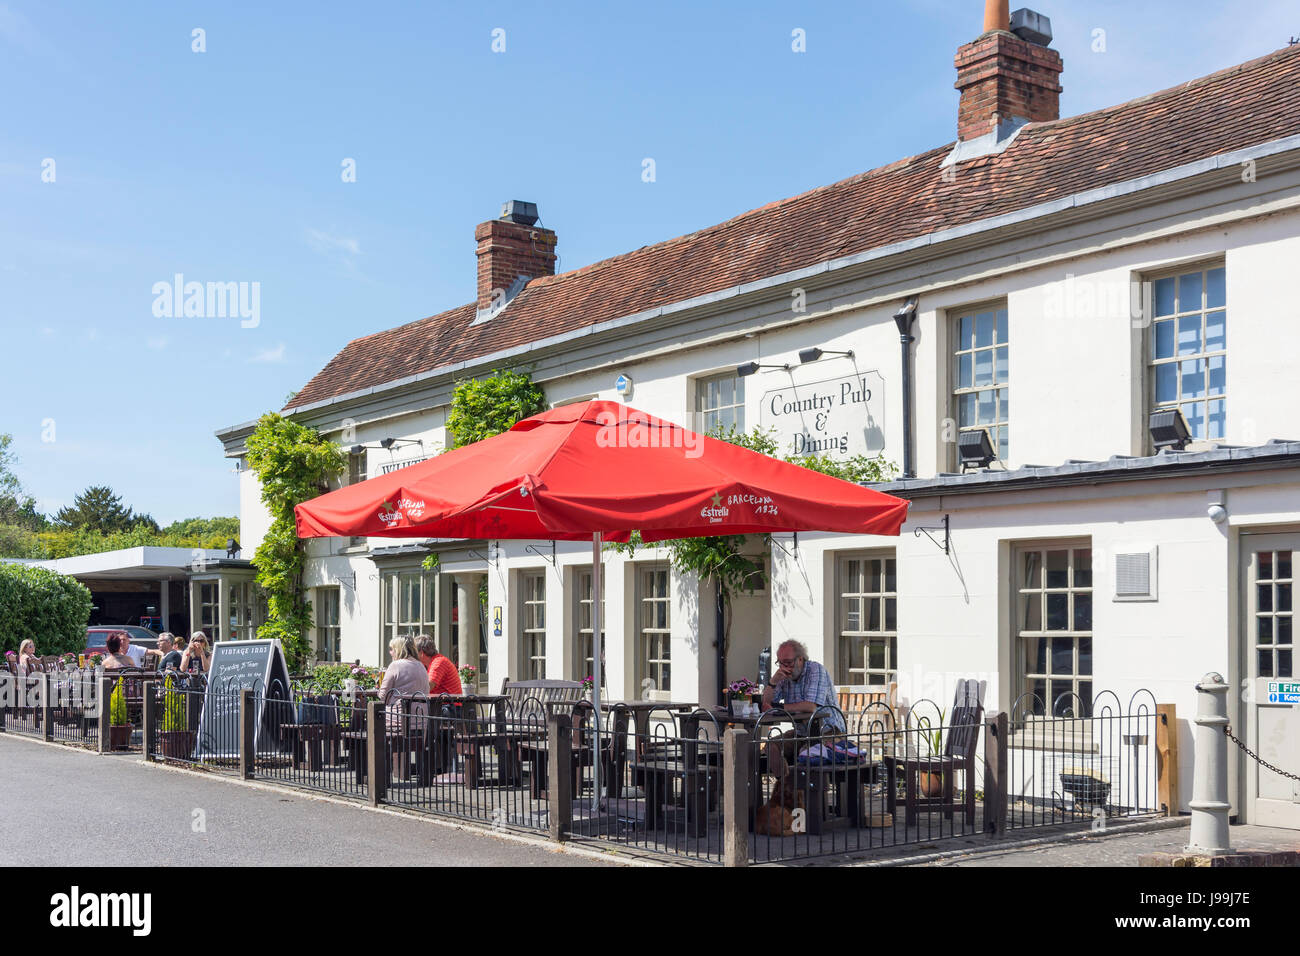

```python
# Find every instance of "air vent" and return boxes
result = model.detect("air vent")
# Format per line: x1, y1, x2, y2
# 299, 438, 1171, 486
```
1115, 547, 1158, 601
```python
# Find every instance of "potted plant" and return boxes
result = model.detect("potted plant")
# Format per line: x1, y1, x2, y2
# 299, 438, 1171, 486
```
108, 680, 132, 750
158, 674, 195, 759
916, 709, 946, 797
725, 677, 758, 716
60, 653, 77, 671
460, 664, 479, 690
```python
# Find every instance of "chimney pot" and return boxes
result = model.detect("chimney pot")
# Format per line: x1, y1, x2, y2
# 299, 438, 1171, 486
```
983, 0, 1010, 33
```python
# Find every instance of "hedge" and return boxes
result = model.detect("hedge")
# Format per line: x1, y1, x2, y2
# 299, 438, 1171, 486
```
0, 563, 93, 656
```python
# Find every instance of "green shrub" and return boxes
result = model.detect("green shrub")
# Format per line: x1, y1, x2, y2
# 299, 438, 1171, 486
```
160, 674, 186, 732
110, 681, 128, 726
0, 563, 92, 656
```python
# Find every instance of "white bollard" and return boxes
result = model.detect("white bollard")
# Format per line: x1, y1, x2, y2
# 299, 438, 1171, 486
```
1187, 672, 1231, 854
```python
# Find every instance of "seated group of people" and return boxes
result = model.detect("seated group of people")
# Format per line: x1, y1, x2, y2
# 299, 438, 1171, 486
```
378, 634, 462, 706
12, 631, 213, 675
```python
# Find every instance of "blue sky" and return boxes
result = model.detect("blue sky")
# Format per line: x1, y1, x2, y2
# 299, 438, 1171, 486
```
2, 0, 1296, 524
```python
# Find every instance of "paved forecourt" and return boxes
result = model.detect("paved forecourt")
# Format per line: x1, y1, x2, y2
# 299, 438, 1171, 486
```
0, 735, 611, 867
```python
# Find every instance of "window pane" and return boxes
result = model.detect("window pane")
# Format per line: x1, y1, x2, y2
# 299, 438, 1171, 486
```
1280, 616, 1292, 644
1205, 311, 1226, 351
958, 353, 972, 388
867, 598, 880, 631
1050, 637, 1073, 674
885, 558, 897, 592
1279, 552, 1292, 579
975, 312, 994, 348
1046, 593, 1069, 630
1184, 401, 1205, 438
1154, 277, 1176, 316
996, 309, 1008, 344
1046, 550, 1069, 588
1023, 552, 1041, 589
1259, 649, 1273, 678
884, 598, 897, 631
1078, 637, 1092, 676
958, 392, 976, 427
1074, 548, 1092, 588
1260, 551, 1274, 579
997, 429, 1008, 461
1207, 400, 1225, 440
1155, 363, 1177, 404
1023, 593, 1041, 631
974, 349, 993, 387
1279, 649, 1292, 679
960, 314, 973, 350
1178, 272, 1202, 311
1258, 616, 1273, 643
1154, 320, 1174, 359
1279, 583, 1292, 613
842, 598, 859, 632
995, 346, 1008, 383
867, 639, 886, 670
1259, 584, 1273, 613
1181, 359, 1205, 399
1207, 356, 1225, 396
1074, 592, 1092, 631
997, 389, 1009, 424
1206, 268, 1225, 309
977, 389, 995, 425
868, 559, 881, 593
1177, 315, 1201, 355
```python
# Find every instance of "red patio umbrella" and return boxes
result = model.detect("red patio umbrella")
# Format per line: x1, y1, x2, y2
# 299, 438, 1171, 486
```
295, 400, 909, 806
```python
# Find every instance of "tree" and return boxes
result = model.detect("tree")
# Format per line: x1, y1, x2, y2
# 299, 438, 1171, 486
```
0, 433, 46, 532
0, 563, 93, 656
53, 485, 148, 534
445, 369, 547, 448
162, 516, 241, 540
245, 412, 346, 671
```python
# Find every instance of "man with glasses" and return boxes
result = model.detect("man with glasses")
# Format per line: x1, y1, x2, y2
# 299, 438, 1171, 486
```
761, 639, 844, 777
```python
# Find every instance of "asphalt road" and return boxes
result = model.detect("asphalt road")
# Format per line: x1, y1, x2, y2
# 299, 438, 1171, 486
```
0, 735, 610, 867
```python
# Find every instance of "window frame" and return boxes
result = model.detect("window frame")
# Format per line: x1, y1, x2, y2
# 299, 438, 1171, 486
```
637, 564, 672, 696
694, 371, 745, 436
380, 569, 438, 664
519, 570, 547, 680
315, 586, 341, 662
835, 551, 898, 686
1012, 540, 1094, 718
574, 567, 606, 682
949, 300, 1010, 467
1144, 260, 1227, 445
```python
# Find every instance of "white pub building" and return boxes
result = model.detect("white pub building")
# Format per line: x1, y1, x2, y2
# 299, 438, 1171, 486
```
217, 10, 1300, 825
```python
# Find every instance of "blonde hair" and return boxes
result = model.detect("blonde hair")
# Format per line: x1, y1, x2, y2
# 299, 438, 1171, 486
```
19, 639, 35, 656
388, 636, 415, 662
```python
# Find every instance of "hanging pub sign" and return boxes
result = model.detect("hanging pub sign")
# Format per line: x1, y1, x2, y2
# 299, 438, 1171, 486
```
759, 371, 886, 459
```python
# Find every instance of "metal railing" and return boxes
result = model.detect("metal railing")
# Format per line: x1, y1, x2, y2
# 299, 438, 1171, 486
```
251, 688, 367, 799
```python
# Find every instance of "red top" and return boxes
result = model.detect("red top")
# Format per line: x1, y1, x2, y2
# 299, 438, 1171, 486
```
295, 401, 908, 542
427, 655, 463, 696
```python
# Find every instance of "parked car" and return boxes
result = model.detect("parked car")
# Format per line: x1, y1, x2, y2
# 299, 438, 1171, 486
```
84, 626, 162, 665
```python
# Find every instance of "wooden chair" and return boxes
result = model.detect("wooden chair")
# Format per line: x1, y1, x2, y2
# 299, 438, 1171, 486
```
892, 678, 986, 827
836, 682, 898, 733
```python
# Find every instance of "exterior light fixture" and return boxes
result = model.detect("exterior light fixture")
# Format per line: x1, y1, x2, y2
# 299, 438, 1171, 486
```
957, 428, 996, 471
380, 437, 423, 450
1149, 408, 1191, 451
226, 538, 240, 558
736, 362, 791, 377
798, 347, 855, 364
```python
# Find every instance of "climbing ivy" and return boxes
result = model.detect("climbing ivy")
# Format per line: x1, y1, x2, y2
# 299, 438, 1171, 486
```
245, 413, 346, 671
445, 369, 547, 448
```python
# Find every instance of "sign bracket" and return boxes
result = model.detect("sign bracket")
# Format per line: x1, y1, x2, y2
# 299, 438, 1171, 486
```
912, 514, 951, 555
524, 541, 557, 568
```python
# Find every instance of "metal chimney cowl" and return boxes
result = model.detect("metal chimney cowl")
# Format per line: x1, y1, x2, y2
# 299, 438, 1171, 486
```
1010, 8, 1053, 46
500, 200, 540, 225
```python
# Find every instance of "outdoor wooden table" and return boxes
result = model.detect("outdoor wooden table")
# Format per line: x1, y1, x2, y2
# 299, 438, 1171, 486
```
628, 757, 712, 836
601, 700, 699, 758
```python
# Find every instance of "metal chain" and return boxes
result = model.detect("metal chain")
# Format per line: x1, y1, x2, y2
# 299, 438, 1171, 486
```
1224, 725, 1300, 782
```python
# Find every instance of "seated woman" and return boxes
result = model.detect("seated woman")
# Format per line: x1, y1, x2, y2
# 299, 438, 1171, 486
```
17, 639, 41, 675
180, 632, 211, 674
377, 636, 430, 728
101, 632, 135, 670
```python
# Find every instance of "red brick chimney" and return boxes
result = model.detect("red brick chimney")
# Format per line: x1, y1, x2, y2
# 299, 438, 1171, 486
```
475, 201, 557, 314
955, 2, 1063, 142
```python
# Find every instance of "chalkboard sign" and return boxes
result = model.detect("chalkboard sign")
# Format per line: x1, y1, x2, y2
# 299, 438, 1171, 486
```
194, 639, 292, 759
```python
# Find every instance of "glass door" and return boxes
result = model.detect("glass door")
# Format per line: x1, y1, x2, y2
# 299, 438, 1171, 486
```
1242, 533, 1300, 829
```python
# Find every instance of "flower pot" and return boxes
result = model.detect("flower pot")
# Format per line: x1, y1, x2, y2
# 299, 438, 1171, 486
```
917, 770, 944, 797
109, 724, 133, 751
159, 730, 196, 760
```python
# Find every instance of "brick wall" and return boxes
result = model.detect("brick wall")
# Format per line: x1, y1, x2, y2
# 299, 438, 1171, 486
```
954, 31, 1063, 142
475, 219, 558, 312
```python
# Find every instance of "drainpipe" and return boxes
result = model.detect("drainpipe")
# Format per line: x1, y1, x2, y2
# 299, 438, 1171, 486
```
716, 581, 726, 706
893, 297, 919, 479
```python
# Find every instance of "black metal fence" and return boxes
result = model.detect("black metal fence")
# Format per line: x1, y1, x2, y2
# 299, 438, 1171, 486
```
7, 673, 1169, 866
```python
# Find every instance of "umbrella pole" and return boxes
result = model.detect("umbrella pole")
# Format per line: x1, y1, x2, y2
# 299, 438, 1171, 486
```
591, 531, 603, 815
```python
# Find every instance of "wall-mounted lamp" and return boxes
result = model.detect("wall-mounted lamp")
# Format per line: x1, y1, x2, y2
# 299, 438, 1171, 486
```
957, 428, 997, 471
1149, 408, 1191, 452
226, 538, 240, 558
797, 347, 855, 364
380, 437, 423, 451
736, 361, 791, 377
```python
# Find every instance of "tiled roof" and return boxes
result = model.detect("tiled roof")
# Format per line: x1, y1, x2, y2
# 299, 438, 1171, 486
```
285, 45, 1300, 412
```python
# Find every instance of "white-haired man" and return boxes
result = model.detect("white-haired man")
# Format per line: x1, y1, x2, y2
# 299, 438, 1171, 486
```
761, 639, 845, 776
